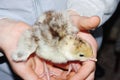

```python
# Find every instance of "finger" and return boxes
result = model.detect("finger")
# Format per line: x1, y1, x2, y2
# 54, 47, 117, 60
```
33, 56, 45, 75
69, 61, 96, 80
14, 57, 42, 80
52, 61, 82, 74
78, 16, 100, 30
86, 71, 95, 80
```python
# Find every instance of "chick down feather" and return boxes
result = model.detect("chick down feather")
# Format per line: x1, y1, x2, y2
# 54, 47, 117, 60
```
12, 10, 97, 63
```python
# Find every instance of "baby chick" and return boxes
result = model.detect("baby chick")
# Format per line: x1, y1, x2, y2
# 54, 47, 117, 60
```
12, 10, 97, 80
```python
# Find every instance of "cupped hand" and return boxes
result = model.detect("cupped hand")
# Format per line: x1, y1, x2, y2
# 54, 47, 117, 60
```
0, 10, 100, 80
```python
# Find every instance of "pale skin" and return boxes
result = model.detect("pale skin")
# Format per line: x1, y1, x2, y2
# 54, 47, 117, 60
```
0, 11, 100, 80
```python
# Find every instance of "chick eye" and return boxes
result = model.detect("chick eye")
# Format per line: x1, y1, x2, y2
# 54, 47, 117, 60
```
79, 54, 84, 57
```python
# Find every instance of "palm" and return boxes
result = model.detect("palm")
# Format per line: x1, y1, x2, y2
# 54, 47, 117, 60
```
10, 54, 69, 80
10, 55, 43, 80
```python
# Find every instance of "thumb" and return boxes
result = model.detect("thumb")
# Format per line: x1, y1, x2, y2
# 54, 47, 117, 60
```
71, 15, 100, 30
78, 16, 100, 30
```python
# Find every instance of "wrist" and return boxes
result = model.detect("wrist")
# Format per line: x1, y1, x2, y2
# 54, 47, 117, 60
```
0, 18, 31, 56
0, 18, 17, 50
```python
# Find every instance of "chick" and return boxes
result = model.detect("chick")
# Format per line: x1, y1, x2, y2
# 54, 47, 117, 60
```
12, 10, 97, 80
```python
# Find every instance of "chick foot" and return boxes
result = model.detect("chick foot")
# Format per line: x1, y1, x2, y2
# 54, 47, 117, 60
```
66, 63, 79, 75
40, 61, 59, 80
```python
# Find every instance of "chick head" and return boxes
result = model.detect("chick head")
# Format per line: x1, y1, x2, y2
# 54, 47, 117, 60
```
60, 35, 97, 62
